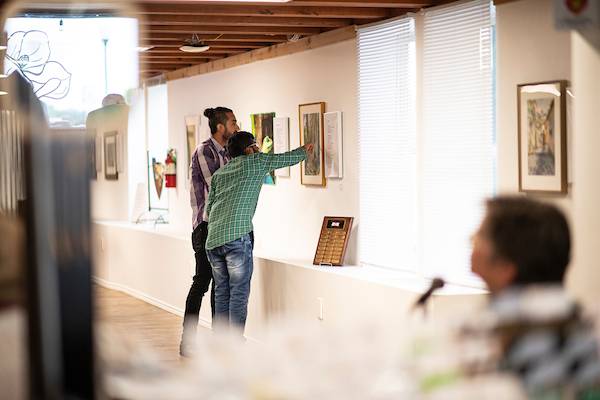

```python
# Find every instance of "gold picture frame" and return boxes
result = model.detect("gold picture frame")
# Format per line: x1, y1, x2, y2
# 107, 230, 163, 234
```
517, 80, 568, 194
299, 102, 326, 186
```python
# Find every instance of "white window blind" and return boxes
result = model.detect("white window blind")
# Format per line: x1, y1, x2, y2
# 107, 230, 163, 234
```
358, 0, 495, 285
421, 0, 495, 284
358, 17, 417, 271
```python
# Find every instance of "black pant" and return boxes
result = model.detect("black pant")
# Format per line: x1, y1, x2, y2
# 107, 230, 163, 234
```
182, 222, 213, 335
182, 223, 254, 334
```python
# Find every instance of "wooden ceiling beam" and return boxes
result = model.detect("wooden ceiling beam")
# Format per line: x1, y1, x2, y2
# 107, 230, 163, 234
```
140, 40, 266, 48
165, 24, 356, 81
140, 62, 207, 69
144, 47, 246, 54
142, 33, 289, 42
284, 0, 431, 6
141, 25, 323, 35
141, 58, 219, 63
136, 4, 390, 19
141, 15, 351, 28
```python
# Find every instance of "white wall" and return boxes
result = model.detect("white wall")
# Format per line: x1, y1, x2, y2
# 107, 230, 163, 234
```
165, 40, 360, 264
92, 222, 485, 342
567, 30, 600, 309
496, 0, 573, 215
88, 104, 131, 221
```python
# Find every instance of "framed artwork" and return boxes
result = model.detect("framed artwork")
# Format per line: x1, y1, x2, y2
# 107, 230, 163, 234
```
517, 80, 568, 193
273, 117, 290, 177
87, 128, 97, 180
251, 112, 276, 184
104, 131, 118, 180
147, 151, 168, 211
299, 102, 326, 186
185, 115, 200, 178
324, 111, 343, 178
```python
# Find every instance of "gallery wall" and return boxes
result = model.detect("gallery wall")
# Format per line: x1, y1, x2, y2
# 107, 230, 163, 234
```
567, 30, 600, 309
496, 0, 572, 213
88, 93, 149, 223
91, 0, 600, 335
88, 104, 131, 221
165, 39, 360, 265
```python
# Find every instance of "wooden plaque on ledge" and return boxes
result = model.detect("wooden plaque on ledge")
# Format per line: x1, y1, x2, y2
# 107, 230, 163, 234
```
313, 216, 353, 266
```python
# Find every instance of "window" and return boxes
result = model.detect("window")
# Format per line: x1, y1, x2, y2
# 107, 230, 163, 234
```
359, 0, 495, 286
4, 17, 139, 127
358, 17, 417, 271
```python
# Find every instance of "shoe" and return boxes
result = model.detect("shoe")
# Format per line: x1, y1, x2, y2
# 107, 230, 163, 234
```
179, 341, 197, 358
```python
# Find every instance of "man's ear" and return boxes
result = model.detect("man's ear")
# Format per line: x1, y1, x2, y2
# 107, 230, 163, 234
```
496, 260, 517, 289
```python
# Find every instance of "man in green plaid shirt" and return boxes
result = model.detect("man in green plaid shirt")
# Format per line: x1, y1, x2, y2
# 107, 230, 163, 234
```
205, 131, 313, 332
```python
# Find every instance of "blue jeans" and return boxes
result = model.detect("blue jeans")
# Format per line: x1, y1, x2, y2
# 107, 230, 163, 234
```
206, 234, 254, 331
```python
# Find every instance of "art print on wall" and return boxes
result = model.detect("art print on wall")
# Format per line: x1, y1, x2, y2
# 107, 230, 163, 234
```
88, 128, 97, 180
251, 112, 276, 184
104, 131, 118, 180
324, 111, 343, 178
518, 80, 568, 193
299, 102, 325, 186
273, 117, 290, 177
185, 115, 200, 179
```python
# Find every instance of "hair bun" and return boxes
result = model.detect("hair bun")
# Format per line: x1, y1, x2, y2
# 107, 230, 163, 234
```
203, 108, 215, 118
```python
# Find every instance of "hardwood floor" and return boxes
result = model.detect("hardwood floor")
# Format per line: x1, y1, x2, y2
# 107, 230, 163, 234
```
94, 285, 206, 367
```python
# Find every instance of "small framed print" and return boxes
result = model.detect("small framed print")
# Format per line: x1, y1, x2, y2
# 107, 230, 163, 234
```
324, 111, 343, 178
299, 102, 326, 186
185, 115, 200, 178
313, 216, 353, 266
104, 131, 118, 180
518, 80, 568, 194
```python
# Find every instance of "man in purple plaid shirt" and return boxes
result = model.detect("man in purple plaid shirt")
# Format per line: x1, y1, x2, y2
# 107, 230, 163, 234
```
180, 107, 239, 357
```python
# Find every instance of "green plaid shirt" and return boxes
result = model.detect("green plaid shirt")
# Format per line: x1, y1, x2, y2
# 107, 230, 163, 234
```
205, 147, 307, 250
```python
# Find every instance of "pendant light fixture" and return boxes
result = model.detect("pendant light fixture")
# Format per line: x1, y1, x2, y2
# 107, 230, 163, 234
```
179, 34, 209, 53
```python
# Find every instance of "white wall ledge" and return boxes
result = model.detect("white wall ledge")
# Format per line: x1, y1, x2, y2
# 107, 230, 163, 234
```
254, 252, 487, 296
93, 220, 486, 300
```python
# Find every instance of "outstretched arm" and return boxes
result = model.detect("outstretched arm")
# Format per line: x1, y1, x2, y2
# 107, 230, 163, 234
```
259, 144, 314, 172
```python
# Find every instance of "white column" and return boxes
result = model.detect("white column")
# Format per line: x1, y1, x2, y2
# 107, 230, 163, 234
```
567, 31, 600, 310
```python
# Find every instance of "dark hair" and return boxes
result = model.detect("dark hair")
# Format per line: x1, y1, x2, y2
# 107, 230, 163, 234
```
483, 196, 571, 285
203, 107, 233, 134
227, 131, 256, 158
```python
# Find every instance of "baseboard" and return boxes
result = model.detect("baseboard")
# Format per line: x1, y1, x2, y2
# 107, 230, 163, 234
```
93, 276, 212, 328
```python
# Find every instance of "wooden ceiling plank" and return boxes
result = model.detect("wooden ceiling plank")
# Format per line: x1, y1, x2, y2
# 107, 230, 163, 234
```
142, 60, 215, 64
143, 34, 289, 42
141, 15, 352, 28
141, 25, 323, 35
144, 47, 246, 54
140, 62, 207, 69
140, 40, 266, 48
165, 25, 355, 81
137, 4, 389, 19
278, 1, 431, 7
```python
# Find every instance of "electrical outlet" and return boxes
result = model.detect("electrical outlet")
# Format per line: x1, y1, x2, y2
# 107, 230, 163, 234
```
317, 297, 324, 321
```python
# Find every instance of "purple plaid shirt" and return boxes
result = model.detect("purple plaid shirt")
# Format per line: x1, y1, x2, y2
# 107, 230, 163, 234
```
190, 137, 229, 230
